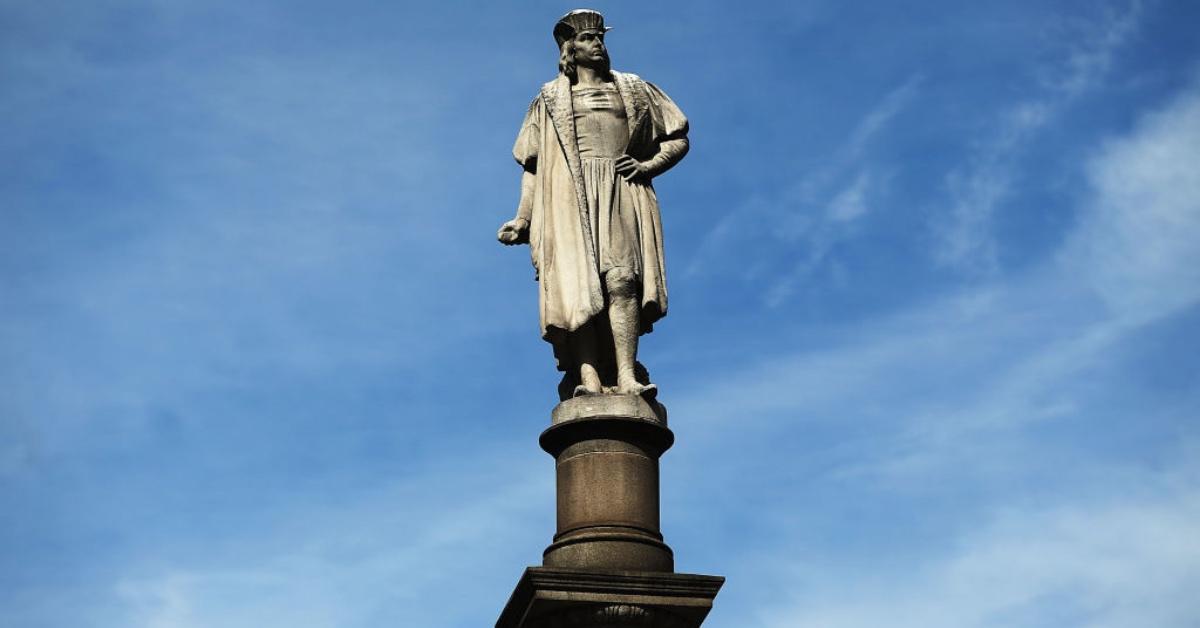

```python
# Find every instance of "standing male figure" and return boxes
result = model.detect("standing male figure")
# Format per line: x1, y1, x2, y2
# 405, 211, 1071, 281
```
498, 9, 689, 400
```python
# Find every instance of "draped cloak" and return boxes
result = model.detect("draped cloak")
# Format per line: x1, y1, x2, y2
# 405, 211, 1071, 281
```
512, 71, 688, 360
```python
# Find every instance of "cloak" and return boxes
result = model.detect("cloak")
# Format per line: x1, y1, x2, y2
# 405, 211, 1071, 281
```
512, 71, 689, 350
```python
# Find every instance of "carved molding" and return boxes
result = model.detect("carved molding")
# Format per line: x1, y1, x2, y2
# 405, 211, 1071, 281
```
533, 603, 690, 628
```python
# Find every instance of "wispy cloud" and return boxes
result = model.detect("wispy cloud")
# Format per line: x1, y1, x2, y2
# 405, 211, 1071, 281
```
759, 471, 1200, 628
670, 73, 1200, 627
933, 1, 1143, 273
98, 452, 550, 628
679, 65, 1200, 451
1063, 74, 1200, 322
685, 75, 921, 303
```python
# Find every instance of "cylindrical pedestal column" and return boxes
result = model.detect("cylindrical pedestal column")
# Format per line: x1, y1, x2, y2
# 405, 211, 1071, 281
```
539, 394, 674, 572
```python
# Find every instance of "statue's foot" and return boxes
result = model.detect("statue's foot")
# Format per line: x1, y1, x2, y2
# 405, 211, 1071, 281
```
617, 380, 658, 399
573, 383, 602, 397
576, 365, 603, 397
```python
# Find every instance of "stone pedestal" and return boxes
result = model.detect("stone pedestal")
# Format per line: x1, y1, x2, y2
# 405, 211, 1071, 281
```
541, 395, 674, 572
497, 395, 723, 627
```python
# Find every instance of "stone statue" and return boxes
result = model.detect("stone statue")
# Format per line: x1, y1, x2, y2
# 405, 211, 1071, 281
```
498, 9, 689, 401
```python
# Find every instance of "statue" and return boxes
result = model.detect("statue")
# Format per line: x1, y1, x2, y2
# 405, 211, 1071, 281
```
498, 9, 690, 401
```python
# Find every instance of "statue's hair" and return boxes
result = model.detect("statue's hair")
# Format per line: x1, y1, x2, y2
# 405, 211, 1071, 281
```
558, 39, 577, 79
558, 37, 610, 80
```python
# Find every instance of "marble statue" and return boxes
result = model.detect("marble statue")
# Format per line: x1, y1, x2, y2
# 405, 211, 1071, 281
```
498, 9, 689, 401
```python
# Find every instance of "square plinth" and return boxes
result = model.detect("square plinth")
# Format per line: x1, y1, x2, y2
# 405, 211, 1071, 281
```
496, 567, 723, 628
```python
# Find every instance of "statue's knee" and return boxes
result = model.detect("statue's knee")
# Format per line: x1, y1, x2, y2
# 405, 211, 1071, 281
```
605, 267, 638, 298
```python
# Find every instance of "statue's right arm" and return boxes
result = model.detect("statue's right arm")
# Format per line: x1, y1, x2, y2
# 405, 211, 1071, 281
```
498, 163, 535, 246
515, 165, 535, 224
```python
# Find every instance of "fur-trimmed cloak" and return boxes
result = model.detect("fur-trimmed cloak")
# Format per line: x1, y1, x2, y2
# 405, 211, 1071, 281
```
512, 71, 688, 351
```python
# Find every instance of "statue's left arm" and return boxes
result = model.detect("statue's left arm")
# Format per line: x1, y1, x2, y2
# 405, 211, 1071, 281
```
639, 136, 689, 179
618, 80, 690, 181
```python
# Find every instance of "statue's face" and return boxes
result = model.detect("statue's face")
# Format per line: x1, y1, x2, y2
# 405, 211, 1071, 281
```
571, 30, 609, 68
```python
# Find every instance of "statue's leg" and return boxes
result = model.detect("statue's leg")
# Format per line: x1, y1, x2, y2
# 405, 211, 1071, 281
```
605, 267, 652, 395
572, 323, 604, 396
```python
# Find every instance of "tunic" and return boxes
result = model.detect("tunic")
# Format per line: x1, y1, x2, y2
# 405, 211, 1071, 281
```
512, 71, 689, 360
571, 83, 641, 278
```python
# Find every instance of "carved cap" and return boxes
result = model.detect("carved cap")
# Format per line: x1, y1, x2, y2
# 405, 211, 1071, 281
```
553, 9, 612, 47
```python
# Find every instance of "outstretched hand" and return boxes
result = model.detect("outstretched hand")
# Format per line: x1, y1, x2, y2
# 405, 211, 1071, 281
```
497, 217, 530, 245
614, 154, 647, 181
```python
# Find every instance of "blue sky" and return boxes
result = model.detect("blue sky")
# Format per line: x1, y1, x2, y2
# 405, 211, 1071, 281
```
2, 1, 1199, 626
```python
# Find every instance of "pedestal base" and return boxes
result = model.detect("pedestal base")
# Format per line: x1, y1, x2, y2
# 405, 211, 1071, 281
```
496, 567, 724, 628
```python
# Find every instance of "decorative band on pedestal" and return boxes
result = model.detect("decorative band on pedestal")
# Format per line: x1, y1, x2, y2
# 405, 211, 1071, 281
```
530, 603, 691, 628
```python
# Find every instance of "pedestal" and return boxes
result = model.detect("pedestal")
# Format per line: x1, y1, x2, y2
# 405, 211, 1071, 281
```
496, 395, 724, 627
541, 395, 674, 571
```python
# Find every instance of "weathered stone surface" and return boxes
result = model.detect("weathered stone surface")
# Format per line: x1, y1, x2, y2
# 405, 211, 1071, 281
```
496, 567, 723, 628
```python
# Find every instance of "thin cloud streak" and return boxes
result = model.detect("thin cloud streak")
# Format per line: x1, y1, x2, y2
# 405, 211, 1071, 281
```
933, 1, 1143, 273
759, 473, 1200, 628
684, 74, 922, 302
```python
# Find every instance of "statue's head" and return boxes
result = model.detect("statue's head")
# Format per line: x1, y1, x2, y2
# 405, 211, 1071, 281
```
554, 9, 612, 79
